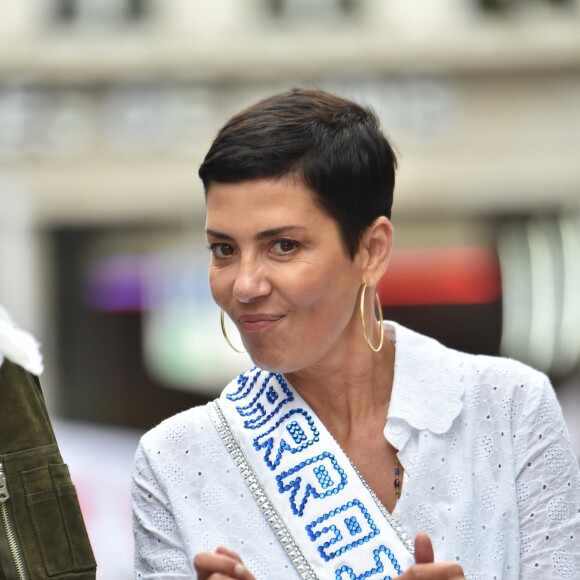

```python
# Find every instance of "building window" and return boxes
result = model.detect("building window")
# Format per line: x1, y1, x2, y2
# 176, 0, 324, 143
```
51, 0, 150, 28
477, 0, 573, 15
265, 0, 359, 19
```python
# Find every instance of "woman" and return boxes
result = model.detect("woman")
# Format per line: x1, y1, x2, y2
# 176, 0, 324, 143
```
132, 89, 580, 579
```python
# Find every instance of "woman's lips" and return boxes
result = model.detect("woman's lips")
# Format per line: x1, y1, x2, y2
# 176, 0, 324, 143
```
238, 314, 284, 332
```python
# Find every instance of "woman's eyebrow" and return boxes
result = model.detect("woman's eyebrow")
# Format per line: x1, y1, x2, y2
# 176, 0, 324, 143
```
255, 226, 306, 241
206, 226, 307, 241
205, 229, 233, 240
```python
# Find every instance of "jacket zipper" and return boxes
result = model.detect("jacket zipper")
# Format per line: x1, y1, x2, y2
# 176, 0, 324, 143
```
0, 462, 28, 580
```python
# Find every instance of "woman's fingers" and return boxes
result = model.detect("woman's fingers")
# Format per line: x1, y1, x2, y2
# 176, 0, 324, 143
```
402, 563, 465, 579
194, 537, 463, 580
397, 533, 465, 578
214, 546, 245, 563
193, 548, 255, 580
414, 531, 435, 564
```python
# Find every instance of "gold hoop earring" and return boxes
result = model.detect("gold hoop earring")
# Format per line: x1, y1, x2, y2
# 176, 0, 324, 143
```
220, 309, 246, 353
360, 282, 384, 353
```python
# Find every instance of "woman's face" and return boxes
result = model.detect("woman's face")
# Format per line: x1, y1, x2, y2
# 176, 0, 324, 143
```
205, 177, 365, 373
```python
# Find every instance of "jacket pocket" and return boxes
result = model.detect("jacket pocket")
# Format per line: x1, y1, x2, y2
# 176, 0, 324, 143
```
23, 462, 96, 577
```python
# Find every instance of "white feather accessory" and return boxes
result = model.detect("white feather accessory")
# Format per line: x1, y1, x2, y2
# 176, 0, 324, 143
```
0, 305, 44, 376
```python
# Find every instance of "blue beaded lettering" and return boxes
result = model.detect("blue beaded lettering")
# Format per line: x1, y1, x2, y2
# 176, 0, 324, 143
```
234, 372, 294, 430
266, 385, 279, 404
287, 421, 307, 444
334, 545, 404, 579
235, 372, 274, 410
314, 466, 334, 489
225, 366, 258, 401
306, 500, 378, 562
344, 517, 362, 536
276, 452, 348, 516
253, 408, 319, 471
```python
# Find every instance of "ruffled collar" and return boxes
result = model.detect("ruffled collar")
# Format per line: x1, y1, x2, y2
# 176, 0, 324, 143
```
386, 321, 465, 436
0, 306, 43, 376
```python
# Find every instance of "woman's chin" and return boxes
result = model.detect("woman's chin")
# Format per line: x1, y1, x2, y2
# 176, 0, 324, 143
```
246, 347, 289, 373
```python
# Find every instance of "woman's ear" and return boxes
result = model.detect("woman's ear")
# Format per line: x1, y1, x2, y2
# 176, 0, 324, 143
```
360, 216, 394, 285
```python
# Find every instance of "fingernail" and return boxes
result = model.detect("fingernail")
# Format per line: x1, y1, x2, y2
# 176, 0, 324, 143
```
234, 563, 246, 576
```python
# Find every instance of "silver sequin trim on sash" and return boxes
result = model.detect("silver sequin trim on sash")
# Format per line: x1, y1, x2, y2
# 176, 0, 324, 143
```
207, 400, 320, 580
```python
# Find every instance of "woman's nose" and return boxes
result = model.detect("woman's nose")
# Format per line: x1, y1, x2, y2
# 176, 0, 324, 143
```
232, 259, 270, 303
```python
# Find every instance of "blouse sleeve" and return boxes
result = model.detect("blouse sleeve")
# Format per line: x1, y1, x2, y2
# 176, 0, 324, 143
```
515, 373, 580, 578
132, 440, 195, 579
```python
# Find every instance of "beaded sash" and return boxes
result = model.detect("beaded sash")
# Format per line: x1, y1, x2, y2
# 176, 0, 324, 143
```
208, 367, 414, 580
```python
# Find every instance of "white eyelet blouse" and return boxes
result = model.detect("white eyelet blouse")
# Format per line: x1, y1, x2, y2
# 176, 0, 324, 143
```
132, 323, 580, 579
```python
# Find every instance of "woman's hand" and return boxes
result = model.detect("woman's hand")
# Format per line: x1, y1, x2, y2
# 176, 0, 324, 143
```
193, 546, 255, 580
399, 532, 465, 579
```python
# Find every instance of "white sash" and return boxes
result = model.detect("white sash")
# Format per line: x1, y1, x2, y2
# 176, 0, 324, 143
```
208, 367, 415, 579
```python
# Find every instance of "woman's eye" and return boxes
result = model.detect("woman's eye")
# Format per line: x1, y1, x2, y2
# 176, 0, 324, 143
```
272, 239, 298, 254
210, 243, 235, 259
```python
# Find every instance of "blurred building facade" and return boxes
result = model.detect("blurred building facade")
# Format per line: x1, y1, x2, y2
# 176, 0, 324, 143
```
1, 1, 579, 222
1, 0, 580, 420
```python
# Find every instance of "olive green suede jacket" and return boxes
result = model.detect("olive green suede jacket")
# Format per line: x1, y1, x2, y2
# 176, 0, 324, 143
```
0, 360, 96, 579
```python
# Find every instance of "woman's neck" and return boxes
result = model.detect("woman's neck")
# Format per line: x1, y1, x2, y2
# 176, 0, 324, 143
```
284, 338, 396, 442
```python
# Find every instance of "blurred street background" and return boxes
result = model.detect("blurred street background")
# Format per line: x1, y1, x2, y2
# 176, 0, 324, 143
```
1, 1, 580, 577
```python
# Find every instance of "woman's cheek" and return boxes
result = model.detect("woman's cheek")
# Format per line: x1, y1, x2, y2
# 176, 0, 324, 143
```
208, 271, 227, 307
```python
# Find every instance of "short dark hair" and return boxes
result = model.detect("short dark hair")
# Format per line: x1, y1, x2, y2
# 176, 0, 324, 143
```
198, 88, 397, 258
